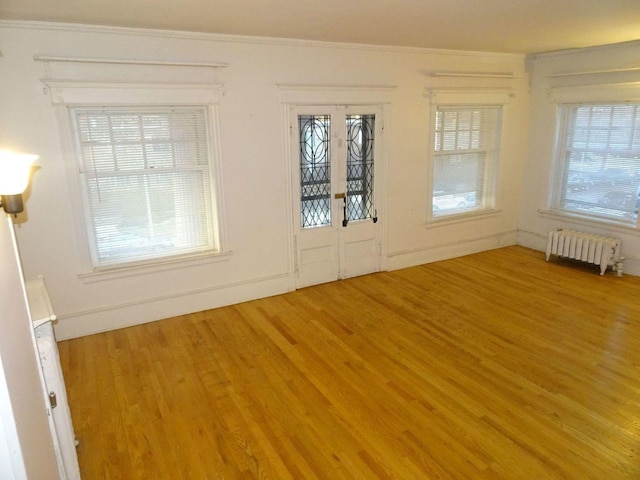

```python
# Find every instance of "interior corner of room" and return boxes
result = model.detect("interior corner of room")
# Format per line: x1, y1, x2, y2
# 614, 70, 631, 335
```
1, 2, 640, 478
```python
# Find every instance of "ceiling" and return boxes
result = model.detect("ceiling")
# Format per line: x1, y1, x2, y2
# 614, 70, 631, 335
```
2, 0, 640, 54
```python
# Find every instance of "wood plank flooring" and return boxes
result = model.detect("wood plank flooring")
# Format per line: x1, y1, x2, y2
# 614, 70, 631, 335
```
58, 246, 640, 479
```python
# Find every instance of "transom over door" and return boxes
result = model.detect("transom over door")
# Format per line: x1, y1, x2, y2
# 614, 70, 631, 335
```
292, 105, 383, 288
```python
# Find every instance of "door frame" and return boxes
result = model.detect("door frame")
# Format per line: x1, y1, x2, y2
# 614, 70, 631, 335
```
278, 85, 394, 289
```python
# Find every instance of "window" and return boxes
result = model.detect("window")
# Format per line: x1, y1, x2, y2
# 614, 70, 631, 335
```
431, 106, 502, 218
551, 103, 640, 226
71, 106, 219, 268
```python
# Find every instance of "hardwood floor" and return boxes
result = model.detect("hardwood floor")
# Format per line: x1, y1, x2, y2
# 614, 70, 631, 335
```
58, 246, 640, 479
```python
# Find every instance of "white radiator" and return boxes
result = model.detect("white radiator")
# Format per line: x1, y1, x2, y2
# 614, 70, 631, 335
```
545, 229, 624, 276
27, 277, 81, 480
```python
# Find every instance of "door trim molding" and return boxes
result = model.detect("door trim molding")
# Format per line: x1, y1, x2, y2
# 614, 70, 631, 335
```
282, 93, 389, 288
277, 84, 395, 105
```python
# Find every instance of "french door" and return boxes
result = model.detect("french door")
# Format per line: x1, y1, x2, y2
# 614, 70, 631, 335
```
291, 105, 383, 288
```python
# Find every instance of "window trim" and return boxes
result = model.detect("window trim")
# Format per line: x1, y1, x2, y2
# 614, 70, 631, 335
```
71, 105, 219, 268
45, 80, 229, 277
425, 89, 511, 223
549, 102, 640, 228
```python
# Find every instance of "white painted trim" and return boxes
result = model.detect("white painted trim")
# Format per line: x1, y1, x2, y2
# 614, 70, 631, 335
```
283, 97, 389, 287
78, 251, 233, 283
548, 66, 640, 78
425, 71, 517, 78
425, 209, 502, 227
0, 20, 526, 59
546, 83, 640, 102
44, 80, 229, 276
516, 229, 548, 251
280, 103, 297, 291
34, 55, 228, 68
386, 230, 518, 271
537, 209, 640, 235
53, 272, 291, 339
42, 80, 225, 105
527, 39, 640, 59
277, 84, 396, 105
424, 87, 514, 104
425, 95, 511, 223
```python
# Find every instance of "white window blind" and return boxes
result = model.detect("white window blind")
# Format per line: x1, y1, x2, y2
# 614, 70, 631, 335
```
553, 103, 640, 225
72, 106, 218, 267
432, 106, 501, 218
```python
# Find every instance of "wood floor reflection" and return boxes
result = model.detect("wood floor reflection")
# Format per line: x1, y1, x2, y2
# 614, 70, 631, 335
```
59, 246, 640, 479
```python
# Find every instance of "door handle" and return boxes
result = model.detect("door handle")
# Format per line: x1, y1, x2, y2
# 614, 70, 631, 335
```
342, 196, 348, 227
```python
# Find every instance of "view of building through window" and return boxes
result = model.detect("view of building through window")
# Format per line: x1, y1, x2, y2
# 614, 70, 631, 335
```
553, 104, 640, 225
72, 106, 219, 267
432, 106, 501, 218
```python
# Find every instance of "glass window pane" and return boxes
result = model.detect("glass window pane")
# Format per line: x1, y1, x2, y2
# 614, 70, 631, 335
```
73, 106, 217, 267
346, 114, 375, 221
432, 106, 501, 218
299, 115, 331, 228
554, 104, 640, 224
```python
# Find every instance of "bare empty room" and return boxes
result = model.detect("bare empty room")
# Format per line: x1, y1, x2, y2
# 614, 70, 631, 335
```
1, 1, 640, 478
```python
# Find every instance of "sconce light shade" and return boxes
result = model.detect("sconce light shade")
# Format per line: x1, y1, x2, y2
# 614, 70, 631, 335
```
0, 150, 38, 194
0, 150, 39, 215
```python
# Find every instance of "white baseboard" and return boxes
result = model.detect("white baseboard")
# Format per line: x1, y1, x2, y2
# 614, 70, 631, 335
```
54, 273, 292, 340
516, 229, 547, 251
386, 230, 518, 271
55, 227, 636, 340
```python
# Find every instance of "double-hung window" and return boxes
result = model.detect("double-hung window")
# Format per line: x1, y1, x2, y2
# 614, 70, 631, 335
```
551, 103, 640, 226
431, 105, 502, 218
72, 106, 220, 268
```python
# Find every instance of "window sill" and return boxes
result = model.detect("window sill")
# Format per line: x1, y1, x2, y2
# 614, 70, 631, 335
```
425, 208, 501, 227
538, 209, 640, 234
78, 250, 233, 284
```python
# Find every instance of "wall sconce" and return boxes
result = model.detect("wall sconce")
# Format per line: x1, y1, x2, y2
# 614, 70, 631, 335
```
0, 150, 38, 215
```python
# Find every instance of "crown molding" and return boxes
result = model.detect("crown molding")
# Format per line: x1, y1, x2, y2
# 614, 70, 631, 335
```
0, 20, 525, 60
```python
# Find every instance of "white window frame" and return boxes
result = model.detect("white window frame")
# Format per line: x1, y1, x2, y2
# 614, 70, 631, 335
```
426, 90, 511, 222
46, 81, 228, 277
71, 105, 219, 268
549, 102, 640, 228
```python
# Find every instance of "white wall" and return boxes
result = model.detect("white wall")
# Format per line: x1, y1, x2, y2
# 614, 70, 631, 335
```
0, 215, 59, 479
519, 40, 640, 274
0, 21, 530, 339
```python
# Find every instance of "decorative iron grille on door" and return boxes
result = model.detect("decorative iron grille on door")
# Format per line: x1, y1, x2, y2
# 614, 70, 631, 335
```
298, 113, 376, 229
346, 114, 376, 222
299, 115, 331, 228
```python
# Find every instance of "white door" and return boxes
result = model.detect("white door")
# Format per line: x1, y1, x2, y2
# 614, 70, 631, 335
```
292, 105, 383, 288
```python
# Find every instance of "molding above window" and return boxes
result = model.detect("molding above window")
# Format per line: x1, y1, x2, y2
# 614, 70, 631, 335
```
423, 70, 518, 79
35, 54, 227, 100
547, 82, 640, 103
424, 87, 514, 105
33, 55, 228, 69
41, 79, 224, 105
548, 66, 640, 79
546, 63, 640, 102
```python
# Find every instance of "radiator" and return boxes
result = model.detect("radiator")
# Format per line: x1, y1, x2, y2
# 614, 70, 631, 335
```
27, 277, 81, 480
545, 229, 624, 276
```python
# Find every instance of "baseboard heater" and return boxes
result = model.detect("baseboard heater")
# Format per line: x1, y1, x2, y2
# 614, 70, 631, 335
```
545, 229, 624, 276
